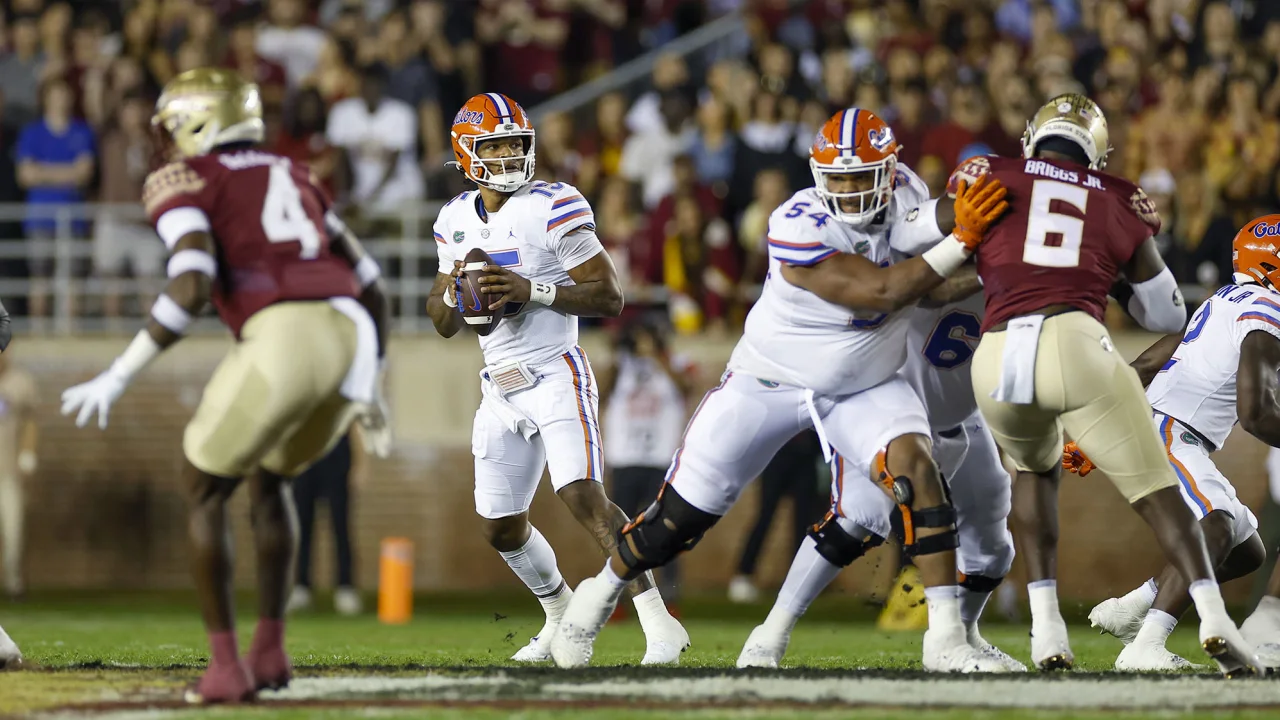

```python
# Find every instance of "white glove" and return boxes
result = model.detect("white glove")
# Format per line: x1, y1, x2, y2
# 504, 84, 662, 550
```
357, 362, 392, 458
60, 368, 130, 429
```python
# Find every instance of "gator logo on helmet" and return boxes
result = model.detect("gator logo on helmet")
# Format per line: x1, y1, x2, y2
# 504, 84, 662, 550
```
868, 126, 895, 152
454, 109, 485, 126
813, 131, 829, 152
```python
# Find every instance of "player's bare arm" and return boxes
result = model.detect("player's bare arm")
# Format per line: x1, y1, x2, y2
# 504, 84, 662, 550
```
478, 242, 624, 317
145, 231, 216, 348
1130, 332, 1182, 388
326, 214, 391, 356
1118, 237, 1186, 333
1237, 330, 1280, 447
921, 264, 981, 308
426, 266, 465, 338
783, 175, 1007, 313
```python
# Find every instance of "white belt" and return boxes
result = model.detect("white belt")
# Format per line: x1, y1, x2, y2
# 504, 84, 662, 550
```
990, 315, 1043, 405
328, 297, 379, 404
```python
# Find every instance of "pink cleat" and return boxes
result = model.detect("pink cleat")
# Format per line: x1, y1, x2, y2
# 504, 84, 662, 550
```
184, 659, 255, 705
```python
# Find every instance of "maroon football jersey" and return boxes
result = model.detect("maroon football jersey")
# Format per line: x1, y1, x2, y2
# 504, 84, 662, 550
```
142, 149, 359, 338
950, 156, 1160, 332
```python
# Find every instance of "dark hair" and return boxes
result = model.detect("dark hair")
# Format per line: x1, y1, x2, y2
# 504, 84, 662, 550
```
361, 61, 390, 84
1035, 136, 1091, 166
286, 87, 327, 136
617, 315, 670, 355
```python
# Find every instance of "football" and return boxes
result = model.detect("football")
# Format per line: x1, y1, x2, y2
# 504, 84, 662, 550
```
458, 247, 503, 336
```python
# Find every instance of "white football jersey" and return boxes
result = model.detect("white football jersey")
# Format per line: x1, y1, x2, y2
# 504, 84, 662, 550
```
728, 167, 932, 396
603, 353, 688, 469
1147, 283, 1280, 449
904, 292, 985, 431
435, 181, 603, 367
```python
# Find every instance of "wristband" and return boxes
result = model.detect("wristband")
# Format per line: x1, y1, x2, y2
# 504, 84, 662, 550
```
921, 235, 971, 277
530, 282, 558, 306
442, 282, 457, 308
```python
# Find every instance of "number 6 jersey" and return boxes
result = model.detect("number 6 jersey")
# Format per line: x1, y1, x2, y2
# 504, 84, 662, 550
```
142, 149, 360, 338
728, 169, 930, 396
952, 155, 1160, 332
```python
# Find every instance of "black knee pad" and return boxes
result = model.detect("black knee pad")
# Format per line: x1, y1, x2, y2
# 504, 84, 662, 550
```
616, 487, 718, 573
808, 513, 884, 568
904, 504, 959, 557
959, 573, 1004, 593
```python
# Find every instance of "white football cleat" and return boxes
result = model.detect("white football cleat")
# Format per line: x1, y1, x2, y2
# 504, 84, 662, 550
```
550, 577, 618, 669
286, 585, 313, 615
1030, 619, 1074, 671
334, 587, 363, 616
1115, 641, 1200, 672
923, 627, 1010, 673
1253, 643, 1280, 674
736, 625, 789, 669
640, 613, 689, 666
1089, 596, 1146, 646
511, 627, 555, 662
0, 626, 21, 670
967, 625, 1026, 672
1199, 614, 1263, 678
1240, 606, 1280, 646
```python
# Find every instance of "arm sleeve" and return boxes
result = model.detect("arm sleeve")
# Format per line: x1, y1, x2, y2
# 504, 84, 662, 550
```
889, 198, 944, 256
1127, 266, 1186, 333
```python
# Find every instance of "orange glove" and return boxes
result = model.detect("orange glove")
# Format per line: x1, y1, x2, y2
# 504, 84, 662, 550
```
1062, 441, 1095, 477
952, 173, 1009, 250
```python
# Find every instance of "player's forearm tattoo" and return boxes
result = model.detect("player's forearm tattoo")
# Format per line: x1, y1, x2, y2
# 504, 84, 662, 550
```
551, 279, 624, 318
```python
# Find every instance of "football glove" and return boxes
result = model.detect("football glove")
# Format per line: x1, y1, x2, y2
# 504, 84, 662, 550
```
952, 173, 1009, 250
1062, 441, 1095, 477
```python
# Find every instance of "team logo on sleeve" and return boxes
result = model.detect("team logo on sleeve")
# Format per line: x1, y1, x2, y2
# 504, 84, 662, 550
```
854, 240, 871, 254
453, 231, 465, 243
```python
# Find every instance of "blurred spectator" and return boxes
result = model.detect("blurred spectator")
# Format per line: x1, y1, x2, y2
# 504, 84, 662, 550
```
257, 0, 327, 87
224, 11, 287, 110
274, 88, 338, 198
920, 80, 1013, 170
645, 155, 722, 286
601, 316, 693, 605
0, 14, 46, 129
727, 432, 825, 605
1139, 168, 1189, 281
0, 351, 36, 600
562, 0, 626, 86
534, 111, 581, 186
94, 91, 163, 324
737, 167, 790, 291
476, 0, 568, 106
327, 63, 423, 216
625, 52, 689, 135
575, 91, 628, 199
378, 9, 445, 168
287, 431, 365, 617
728, 91, 803, 220
887, 79, 930, 169
410, 0, 477, 116
688, 95, 736, 192
595, 177, 646, 295
16, 77, 94, 320
620, 89, 694, 209
995, 0, 1080, 44
664, 195, 736, 335
302, 36, 360, 104
1206, 74, 1280, 207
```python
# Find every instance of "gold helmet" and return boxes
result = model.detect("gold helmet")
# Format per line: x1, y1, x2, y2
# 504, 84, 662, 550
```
152, 68, 264, 159
1021, 93, 1111, 170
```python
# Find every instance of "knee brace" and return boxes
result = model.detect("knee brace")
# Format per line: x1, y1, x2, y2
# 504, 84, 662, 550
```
958, 573, 1004, 593
808, 512, 885, 568
616, 486, 718, 573
877, 451, 958, 558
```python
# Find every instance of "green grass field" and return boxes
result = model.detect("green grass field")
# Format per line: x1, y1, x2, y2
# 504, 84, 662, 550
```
3, 591, 1280, 719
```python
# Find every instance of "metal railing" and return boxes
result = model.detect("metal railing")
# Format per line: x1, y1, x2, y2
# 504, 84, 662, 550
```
0, 202, 445, 335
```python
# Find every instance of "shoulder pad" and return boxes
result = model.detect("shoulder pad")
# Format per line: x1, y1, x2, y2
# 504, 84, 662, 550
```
142, 161, 207, 218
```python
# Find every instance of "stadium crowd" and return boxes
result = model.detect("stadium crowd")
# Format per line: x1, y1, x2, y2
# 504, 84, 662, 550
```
0, 0, 1277, 331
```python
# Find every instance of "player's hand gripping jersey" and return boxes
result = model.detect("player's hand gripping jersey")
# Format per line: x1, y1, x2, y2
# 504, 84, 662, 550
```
950, 155, 1160, 332
434, 180, 601, 367
728, 168, 931, 396
143, 150, 360, 337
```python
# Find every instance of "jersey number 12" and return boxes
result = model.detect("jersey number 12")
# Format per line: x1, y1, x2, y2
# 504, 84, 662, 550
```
262, 163, 321, 259
1022, 179, 1088, 269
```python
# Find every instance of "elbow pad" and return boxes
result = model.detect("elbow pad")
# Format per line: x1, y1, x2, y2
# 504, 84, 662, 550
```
1127, 267, 1186, 333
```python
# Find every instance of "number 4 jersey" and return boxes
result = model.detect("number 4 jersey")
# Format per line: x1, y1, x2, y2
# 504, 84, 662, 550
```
953, 155, 1159, 332
142, 150, 360, 338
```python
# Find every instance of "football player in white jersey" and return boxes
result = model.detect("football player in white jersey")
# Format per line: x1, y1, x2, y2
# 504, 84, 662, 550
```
550, 108, 1013, 672
1067, 215, 1280, 670
736, 288, 1025, 672
425, 93, 688, 665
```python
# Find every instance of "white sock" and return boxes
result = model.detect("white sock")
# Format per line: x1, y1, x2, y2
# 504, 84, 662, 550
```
1127, 577, 1158, 607
925, 585, 964, 633
1028, 580, 1064, 627
597, 560, 630, 596
776, 537, 843, 619
1255, 595, 1280, 619
633, 587, 672, 633
1188, 579, 1227, 621
960, 587, 992, 628
498, 527, 566, 611
1134, 609, 1178, 647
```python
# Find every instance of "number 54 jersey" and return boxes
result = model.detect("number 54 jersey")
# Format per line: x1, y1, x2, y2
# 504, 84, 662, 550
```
142, 149, 360, 337
729, 170, 930, 397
